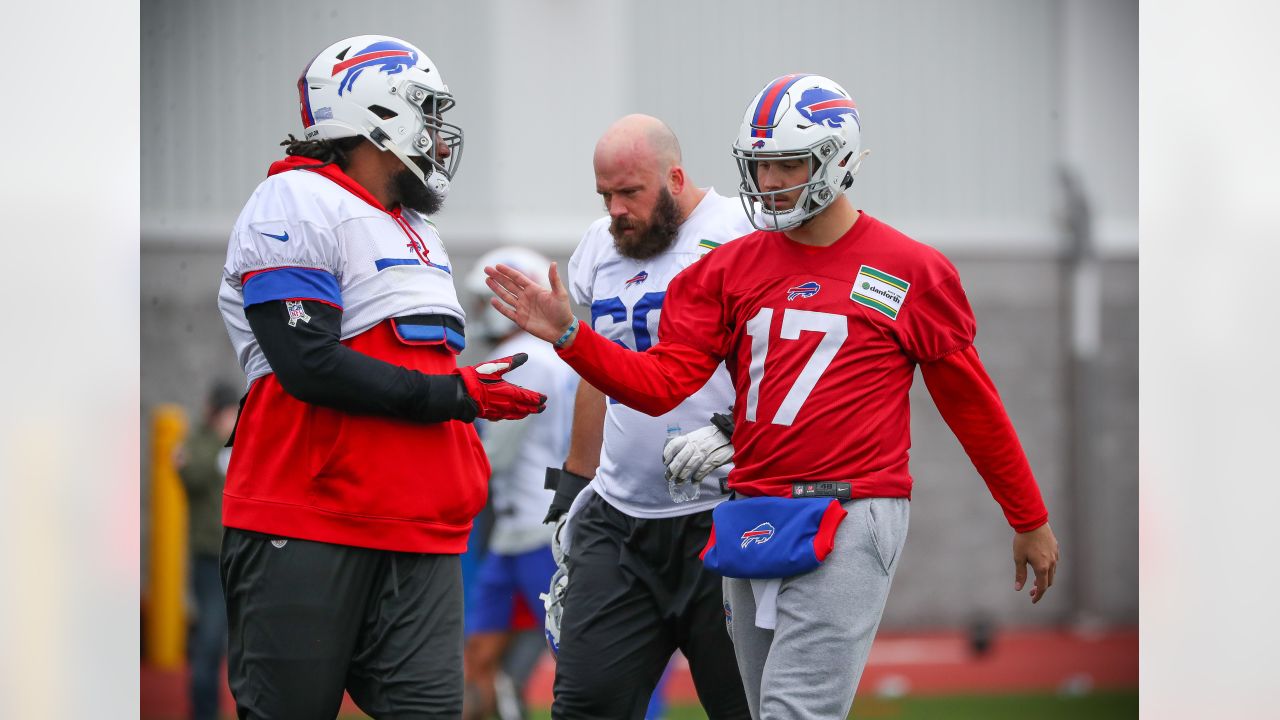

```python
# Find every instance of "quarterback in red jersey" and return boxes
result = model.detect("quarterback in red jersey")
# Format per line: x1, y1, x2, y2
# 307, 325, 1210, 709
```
486, 74, 1059, 719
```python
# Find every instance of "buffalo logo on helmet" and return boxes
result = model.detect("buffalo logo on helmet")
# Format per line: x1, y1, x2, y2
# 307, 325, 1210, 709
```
796, 87, 860, 130
787, 281, 821, 301
740, 522, 775, 549
331, 40, 420, 96
751, 139, 766, 149
625, 270, 649, 287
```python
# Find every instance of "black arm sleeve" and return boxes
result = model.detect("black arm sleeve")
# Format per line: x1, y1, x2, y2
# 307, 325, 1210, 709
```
245, 299, 478, 423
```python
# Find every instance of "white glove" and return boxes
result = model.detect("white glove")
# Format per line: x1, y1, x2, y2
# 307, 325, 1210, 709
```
663, 424, 734, 483
550, 514, 569, 566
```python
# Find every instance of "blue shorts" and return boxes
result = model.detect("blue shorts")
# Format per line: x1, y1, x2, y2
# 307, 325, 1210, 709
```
465, 545, 558, 636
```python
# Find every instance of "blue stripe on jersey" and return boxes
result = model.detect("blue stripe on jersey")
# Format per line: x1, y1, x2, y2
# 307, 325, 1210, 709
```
375, 258, 422, 271
243, 267, 342, 308
396, 323, 466, 352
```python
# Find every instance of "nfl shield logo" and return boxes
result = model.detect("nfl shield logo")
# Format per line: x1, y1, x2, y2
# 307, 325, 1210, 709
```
286, 300, 312, 327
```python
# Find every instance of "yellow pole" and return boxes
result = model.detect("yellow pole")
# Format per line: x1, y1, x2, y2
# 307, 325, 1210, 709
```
145, 404, 189, 668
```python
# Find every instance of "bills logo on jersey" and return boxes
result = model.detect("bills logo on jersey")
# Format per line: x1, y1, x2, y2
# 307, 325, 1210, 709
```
625, 270, 649, 287
787, 281, 821, 301
740, 522, 775, 549
332, 40, 419, 96
797, 87, 860, 130
405, 236, 452, 274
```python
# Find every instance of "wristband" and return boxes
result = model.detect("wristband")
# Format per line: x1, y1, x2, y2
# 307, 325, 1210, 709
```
553, 317, 580, 349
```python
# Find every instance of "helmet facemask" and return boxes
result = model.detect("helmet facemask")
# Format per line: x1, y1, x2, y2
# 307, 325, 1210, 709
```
734, 137, 852, 231
369, 80, 463, 193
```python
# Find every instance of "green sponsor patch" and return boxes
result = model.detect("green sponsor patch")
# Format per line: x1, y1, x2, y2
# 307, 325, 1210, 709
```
850, 265, 910, 320
859, 265, 909, 291
698, 238, 722, 251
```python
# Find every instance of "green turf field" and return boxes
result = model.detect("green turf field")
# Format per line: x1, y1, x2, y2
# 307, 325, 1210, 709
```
522, 690, 1138, 719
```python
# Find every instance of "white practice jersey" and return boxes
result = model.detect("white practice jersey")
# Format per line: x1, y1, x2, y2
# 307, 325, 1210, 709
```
568, 189, 754, 518
480, 333, 580, 554
218, 167, 466, 383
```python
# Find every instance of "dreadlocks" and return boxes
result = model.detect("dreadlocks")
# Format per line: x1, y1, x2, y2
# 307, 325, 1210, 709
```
279, 134, 365, 171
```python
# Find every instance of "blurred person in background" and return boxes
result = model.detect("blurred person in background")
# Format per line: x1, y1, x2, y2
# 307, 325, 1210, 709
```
176, 381, 239, 720
215, 35, 545, 718
537, 115, 755, 719
487, 74, 1060, 720
460, 248, 579, 720
490, 599, 547, 720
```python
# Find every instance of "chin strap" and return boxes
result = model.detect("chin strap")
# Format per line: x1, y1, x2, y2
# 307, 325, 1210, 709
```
372, 128, 452, 199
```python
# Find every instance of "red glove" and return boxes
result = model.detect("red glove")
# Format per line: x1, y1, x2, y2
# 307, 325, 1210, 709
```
455, 353, 547, 421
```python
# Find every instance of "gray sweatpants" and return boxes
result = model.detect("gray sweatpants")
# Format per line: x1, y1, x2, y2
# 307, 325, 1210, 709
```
723, 497, 910, 720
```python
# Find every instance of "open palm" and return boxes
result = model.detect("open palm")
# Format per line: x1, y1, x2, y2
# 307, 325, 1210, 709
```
485, 262, 577, 343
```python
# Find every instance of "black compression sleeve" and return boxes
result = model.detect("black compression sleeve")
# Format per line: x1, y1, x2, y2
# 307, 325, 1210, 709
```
244, 300, 478, 423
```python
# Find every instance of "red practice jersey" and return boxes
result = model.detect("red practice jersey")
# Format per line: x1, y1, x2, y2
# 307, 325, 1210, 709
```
662, 211, 972, 498
559, 212, 1047, 530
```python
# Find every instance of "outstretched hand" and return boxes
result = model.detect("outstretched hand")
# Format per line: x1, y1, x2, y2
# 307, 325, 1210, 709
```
485, 262, 577, 344
1013, 522, 1060, 604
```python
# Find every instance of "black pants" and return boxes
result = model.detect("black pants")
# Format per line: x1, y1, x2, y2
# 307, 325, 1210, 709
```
552, 494, 750, 719
221, 528, 463, 719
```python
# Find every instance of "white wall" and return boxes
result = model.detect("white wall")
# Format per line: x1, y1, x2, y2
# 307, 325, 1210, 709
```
142, 0, 1136, 256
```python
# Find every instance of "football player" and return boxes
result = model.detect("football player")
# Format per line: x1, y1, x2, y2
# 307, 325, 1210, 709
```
460, 248, 579, 720
541, 115, 754, 719
217, 35, 545, 718
486, 75, 1059, 720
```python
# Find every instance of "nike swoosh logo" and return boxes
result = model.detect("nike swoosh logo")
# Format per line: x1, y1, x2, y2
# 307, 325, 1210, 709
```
260, 231, 289, 242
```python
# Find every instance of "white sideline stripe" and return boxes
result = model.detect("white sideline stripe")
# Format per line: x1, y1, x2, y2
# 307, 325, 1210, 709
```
670, 639, 968, 671
867, 638, 968, 665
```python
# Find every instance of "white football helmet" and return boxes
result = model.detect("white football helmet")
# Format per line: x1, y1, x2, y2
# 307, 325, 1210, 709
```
732, 74, 868, 231
463, 247, 552, 341
297, 35, 463, 197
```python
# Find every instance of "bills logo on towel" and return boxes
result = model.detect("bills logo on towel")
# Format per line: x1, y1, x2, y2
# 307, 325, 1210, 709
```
740, 522, 775, 549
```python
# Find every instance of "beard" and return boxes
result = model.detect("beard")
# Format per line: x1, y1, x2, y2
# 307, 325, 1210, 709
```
610, 187, 682, 260
390, 162, 445, 215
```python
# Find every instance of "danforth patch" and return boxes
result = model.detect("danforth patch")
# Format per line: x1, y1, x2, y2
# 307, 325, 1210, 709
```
850, 265, 910, 320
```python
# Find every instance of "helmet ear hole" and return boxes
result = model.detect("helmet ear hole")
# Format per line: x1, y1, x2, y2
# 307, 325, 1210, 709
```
368, 105, 398, 120
837, 151, 856, 189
